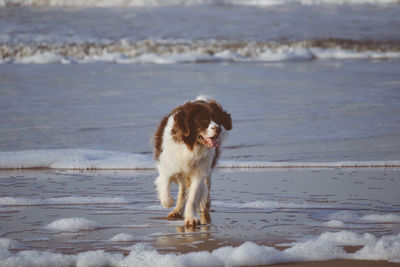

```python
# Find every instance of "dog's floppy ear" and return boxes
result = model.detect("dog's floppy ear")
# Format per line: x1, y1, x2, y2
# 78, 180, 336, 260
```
210, 101, 232, 131
174, 103, 192, 137
221, 110, 232, 131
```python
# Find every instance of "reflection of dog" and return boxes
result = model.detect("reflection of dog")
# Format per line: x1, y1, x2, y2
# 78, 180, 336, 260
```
154, 225, 212, 251
153, 96, 232, 227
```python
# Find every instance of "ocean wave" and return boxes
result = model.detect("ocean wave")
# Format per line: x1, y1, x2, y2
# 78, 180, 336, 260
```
0, 149, 399, 169
0, 0, 399, 6
0, 149, 154, 169
1, 39, 400, 64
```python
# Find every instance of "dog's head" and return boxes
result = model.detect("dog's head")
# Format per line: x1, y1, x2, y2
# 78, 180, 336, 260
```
173, 100, 232, 149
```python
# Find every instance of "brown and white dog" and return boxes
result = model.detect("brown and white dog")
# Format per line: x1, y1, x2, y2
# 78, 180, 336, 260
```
153, 95, 232, 227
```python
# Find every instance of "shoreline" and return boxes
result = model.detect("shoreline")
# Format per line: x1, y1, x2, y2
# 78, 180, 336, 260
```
270, 260, 400, 267
0, 149, 399, 170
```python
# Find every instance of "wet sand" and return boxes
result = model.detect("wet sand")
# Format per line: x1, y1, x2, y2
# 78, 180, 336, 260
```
0, 167, 399, 265
270, 260, 400, 266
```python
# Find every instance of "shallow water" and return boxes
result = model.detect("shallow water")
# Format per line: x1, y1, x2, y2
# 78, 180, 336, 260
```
1, 60, 400, 163
1, 1, 400, 265
1, 168, 399, 256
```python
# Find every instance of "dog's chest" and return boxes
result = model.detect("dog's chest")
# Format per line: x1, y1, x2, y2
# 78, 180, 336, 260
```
161, 116, 214, 170
165, 138, 214, 167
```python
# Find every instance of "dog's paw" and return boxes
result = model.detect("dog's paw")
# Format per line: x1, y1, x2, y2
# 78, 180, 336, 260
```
200, 210, 211, 224
167, 210, 183, 220
206, 197, 211, 210
161, 196, 174, 209
184, 217, 200, 227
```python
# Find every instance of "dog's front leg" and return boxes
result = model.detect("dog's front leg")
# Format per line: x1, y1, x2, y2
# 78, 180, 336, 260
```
167, 180, 186, 219
155, 173, 174, 209
204, 175, 211, 210
184, 175, 207, 227
200, 175, 212, 224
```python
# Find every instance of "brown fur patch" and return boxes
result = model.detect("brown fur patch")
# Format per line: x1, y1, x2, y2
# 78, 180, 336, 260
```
211, 147, 220, 169
153, 115, 169, 161
154, 99, 231, 160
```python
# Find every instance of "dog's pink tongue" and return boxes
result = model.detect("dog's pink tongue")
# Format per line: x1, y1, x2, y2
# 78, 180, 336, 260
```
206, 137, 220, 148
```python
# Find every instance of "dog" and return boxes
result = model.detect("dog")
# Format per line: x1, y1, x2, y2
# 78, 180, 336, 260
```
153, 95, 232, 227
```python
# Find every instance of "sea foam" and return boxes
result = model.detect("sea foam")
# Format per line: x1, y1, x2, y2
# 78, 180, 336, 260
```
212, 200, 323, 210
0, 149, 154, 170
361, 214, 400, 223
0, 196, 130, 206
2, 40, 400, 65
0, 149, 399, 169
0, 231, 399, 266
329, 211, 400, 223
109, 233, 135, 242
45, 217, 102, 232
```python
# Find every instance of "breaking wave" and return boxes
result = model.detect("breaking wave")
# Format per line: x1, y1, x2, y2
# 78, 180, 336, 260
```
1, 39, 400, 64
0, 149, 399, 169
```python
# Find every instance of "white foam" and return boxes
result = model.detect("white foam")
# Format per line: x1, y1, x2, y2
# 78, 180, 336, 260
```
218, 160, 400, 168
211, 241, 294, 266
0, 149, 154, 170
0, 231, 399, 266
109, 233, 135, 242
45, 217, 102, 232
13, 51, 70, 64
329, 210, 361, 222
145, 204, 165, 211
317, 231, 377, 246
283, 231, 381, 262
311, 47, 400, 60
1, 149, 399, 170
213, 200, 322, 210
324, 220, 345, 228
0, 238, 22, 250
329, 211, 400, 223
0, 250, 76, 267
2, 40, 400, 65
12, 49, 400, 64
0, 0, 398, 6
361, 214, 400, 223
76, 250, 122, 267
259, 47, 314, 62
0, 196, 130, 206
351, 234, 400, 262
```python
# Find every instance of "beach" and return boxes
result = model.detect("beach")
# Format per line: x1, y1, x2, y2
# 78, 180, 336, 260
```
1, 0, 400, 266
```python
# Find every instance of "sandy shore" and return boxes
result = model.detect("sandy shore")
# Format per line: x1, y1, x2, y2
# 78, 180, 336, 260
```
270, 260, 400, 266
